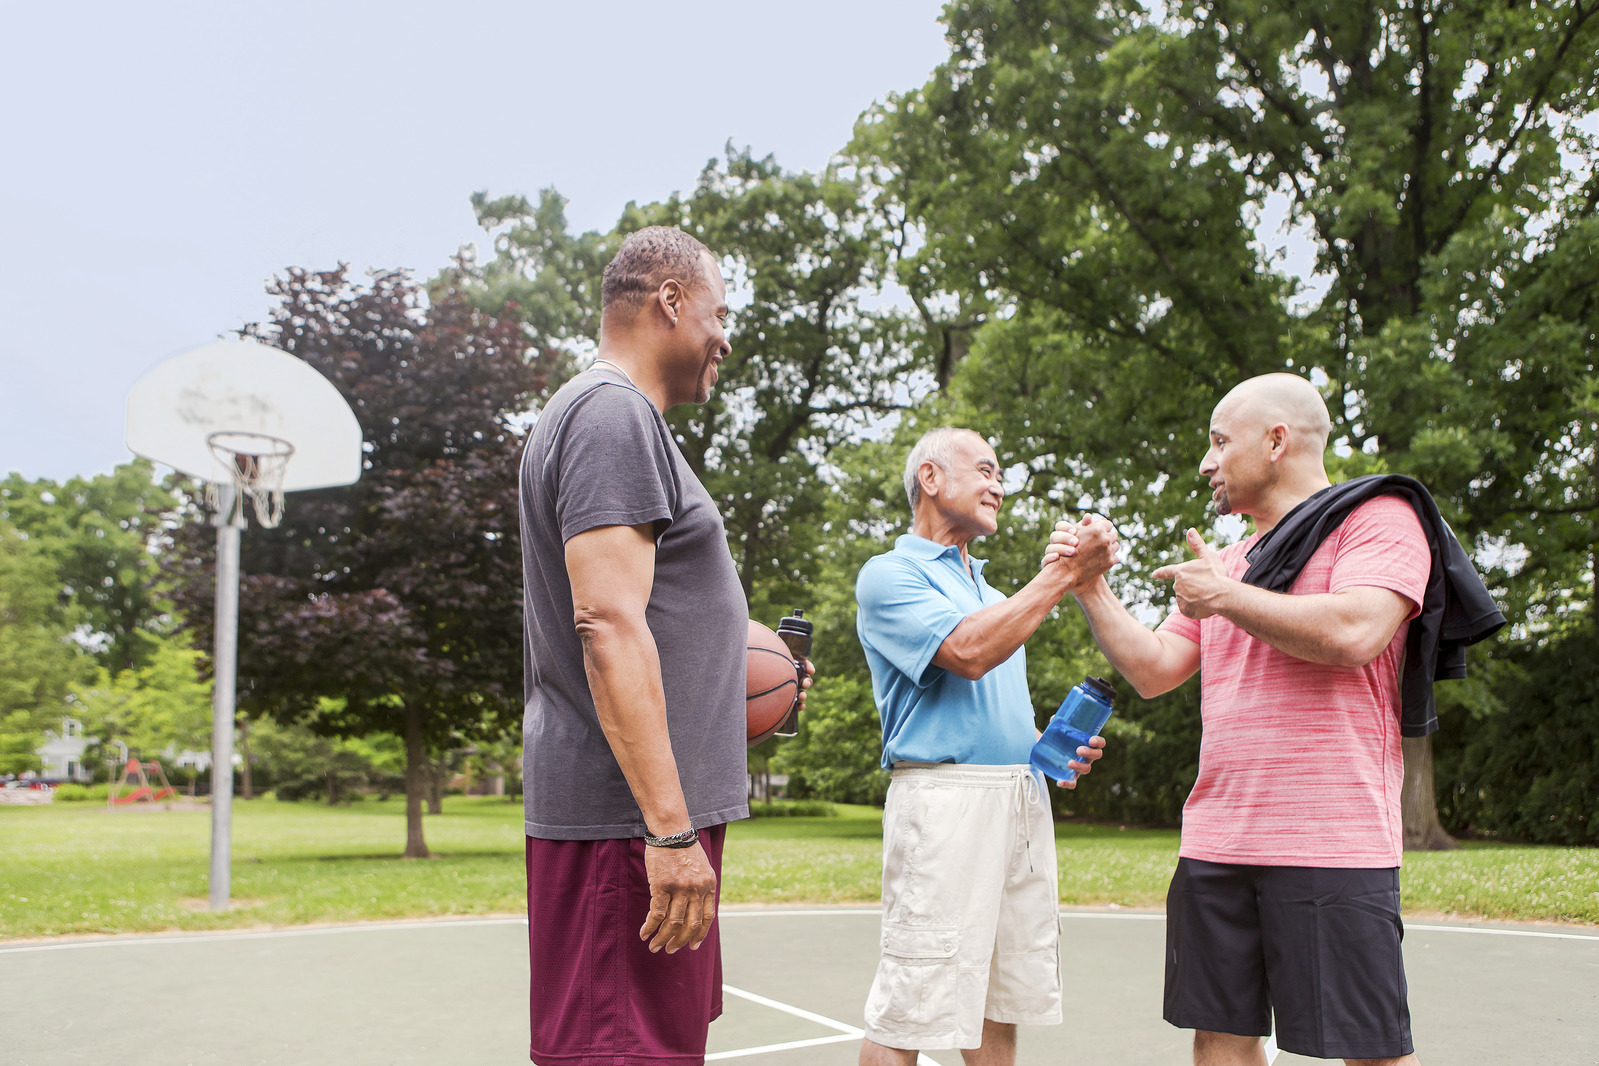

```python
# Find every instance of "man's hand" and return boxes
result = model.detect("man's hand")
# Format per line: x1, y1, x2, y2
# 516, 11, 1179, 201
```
1044, 514, 1120, 591
1151, 528, 1233, 619
1055, 734, 1107, 790
640, 840, 719, 953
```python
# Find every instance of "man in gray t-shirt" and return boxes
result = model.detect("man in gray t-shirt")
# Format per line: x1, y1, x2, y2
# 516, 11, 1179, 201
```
520, 365, 749, 838
519, 227, 788, 1066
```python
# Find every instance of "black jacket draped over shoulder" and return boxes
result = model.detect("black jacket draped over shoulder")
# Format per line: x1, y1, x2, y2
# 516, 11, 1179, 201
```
1239, 474, 1506, 738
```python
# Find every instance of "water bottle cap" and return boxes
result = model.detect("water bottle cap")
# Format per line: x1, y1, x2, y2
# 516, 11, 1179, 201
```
1082, 675, 1116, 702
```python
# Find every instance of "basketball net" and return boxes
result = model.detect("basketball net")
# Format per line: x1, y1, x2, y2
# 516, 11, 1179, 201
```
205, 432, 294, 528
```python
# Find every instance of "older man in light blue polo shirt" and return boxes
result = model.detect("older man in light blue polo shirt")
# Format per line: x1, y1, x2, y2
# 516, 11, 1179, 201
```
854, 426, 1117, 1066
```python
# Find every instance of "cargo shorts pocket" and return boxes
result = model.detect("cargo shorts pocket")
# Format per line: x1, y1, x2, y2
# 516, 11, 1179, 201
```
865, 922, 960, 1034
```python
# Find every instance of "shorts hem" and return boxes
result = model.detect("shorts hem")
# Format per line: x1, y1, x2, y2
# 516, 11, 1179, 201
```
1164, 1014, 1271, 1039
985, 1008, 1062, 1026
530, 1051, 709, 1066
1276, 1036, 1415, 1060
862, 1027, 967, 1052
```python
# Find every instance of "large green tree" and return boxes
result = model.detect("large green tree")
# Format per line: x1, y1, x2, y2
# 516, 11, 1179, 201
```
167, 267, 555, 858
0, 462, 176, 677
851, 0, 1599, 842
73, 635, 212, 764
0, 519, 91, 774
464, 151, 935, 786
465, 150, 928, 616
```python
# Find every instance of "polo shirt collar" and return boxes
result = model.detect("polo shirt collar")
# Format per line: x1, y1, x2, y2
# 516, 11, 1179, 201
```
894, 534, 988, 580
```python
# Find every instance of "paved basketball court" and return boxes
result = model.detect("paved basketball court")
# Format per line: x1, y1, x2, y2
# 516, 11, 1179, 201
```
3, 908, 1595, 1065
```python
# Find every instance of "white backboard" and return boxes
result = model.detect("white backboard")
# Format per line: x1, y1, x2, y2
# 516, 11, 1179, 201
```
126, 338, 362, 491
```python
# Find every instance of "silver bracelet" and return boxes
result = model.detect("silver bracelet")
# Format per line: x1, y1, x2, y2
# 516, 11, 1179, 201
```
643, 827, 699, 849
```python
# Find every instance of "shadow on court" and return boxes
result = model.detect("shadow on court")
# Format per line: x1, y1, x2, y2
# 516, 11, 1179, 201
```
1, 908, 1595, 1065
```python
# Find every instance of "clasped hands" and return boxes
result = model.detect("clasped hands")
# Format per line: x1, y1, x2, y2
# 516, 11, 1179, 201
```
1049, 517, 1233, 619
1040, 513, 1120, 591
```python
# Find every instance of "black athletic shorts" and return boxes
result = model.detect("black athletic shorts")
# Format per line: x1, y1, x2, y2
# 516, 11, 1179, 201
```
1163, 857, 1414, 1060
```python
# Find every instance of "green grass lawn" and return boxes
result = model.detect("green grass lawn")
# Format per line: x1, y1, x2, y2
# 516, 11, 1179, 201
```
2, 796, 1595, 939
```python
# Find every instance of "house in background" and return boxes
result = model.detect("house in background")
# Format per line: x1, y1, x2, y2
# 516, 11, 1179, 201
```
35, 718, 96, 783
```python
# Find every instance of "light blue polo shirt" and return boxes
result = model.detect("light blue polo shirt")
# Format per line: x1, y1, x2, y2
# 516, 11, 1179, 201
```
855, 534, 1037, 768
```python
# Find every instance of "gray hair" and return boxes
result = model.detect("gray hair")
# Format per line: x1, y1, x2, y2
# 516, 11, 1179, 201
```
904, 427, 977, 511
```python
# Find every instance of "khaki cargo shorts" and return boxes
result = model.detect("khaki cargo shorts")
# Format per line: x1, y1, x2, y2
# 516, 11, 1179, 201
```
864, 763, 1062, 1051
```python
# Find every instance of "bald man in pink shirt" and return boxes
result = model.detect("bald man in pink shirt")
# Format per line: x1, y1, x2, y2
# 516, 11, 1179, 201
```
1055, 374, 1427, 1066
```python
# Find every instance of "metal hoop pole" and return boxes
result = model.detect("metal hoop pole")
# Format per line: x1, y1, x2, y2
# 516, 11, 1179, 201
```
209, 484, 245, 911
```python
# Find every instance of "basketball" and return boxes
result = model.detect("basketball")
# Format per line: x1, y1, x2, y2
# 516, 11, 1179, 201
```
747, 619, 799, 746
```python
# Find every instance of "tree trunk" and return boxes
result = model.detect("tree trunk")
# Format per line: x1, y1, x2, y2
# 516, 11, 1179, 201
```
427, 758, 444, 815
403, 704, 430, 859
1401, 735, 1458, 851
238, 717, 253, 800
326, 770, 339, 807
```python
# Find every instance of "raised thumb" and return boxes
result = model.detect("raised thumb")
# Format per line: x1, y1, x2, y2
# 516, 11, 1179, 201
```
1186, 527, 1214, 556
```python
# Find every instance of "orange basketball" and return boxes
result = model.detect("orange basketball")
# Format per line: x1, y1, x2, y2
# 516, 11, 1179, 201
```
747, 619, 799, 746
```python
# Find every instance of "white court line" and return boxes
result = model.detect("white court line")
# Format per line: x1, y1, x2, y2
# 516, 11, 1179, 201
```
1406, 922, 1599, 942
719, 985, 949, 1065
3, 909, 1595, 957
705, 1033, 859, 1059
712, 984, 863, 1061
723, 908, 881, 918
721, 984, 865, 1037
0, 917, 529, 955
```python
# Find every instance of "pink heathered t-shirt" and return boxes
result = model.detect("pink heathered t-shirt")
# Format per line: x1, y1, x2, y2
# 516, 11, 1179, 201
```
1158, 496, 1430, 868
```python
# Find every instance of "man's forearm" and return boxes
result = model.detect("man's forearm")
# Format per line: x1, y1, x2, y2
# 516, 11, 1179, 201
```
1074, 579, 1197, 697
934, 568, 1070, 679
1208, 583, 1400, 667
579, 613, 692, 835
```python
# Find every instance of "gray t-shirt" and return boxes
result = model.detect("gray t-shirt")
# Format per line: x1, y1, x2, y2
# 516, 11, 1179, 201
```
519, 365, 750, 839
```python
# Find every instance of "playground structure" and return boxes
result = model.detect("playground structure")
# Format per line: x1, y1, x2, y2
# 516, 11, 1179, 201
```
108, 757, 180, 806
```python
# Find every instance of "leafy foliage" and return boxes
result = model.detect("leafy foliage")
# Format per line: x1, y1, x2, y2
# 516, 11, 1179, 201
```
1437, 624, 1599, 844
73, 636, 211, 761
844, 0, 1599, 832
0, 462, 175, 676
165, 266, 551, 856
0, 519, 91, 774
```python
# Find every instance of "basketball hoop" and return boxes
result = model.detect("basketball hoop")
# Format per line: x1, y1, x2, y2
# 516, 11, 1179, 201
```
205, 431, 294, 528
127, 338, 361, 910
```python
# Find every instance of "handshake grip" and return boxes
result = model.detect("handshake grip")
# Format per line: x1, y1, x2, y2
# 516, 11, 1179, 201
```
1043, 513, 1120, 588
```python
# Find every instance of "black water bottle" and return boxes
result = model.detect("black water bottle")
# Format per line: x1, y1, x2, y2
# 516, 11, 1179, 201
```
773, 609, 813, 738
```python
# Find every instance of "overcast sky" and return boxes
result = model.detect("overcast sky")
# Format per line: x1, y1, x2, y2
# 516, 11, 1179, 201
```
0, 1, 949, 483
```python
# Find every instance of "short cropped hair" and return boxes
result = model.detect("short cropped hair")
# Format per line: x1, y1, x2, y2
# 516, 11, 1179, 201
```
904, 427, 977, 511
601, 226, 711, 321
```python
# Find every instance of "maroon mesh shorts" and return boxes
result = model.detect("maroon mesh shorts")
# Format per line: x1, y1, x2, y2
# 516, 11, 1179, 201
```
526, 824, 726, 1066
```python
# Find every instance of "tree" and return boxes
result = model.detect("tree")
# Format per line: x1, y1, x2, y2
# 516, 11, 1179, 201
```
466, 149, 930, 620
461, 153, 937, 803
851, 0, 1599, 843
0, 519, 91, 774
74, 635, 211, 762
0, 462, 176, 676
167, 266, 555, 858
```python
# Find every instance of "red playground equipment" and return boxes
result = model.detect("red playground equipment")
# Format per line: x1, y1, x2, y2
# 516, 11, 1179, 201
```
109, 757, 180, 805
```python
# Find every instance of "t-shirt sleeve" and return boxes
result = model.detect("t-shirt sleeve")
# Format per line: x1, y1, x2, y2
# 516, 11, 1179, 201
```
1157, 607, 1201, 644
855, 556, 966, 689
551, 384, 679, 543
1327, 496, 1430, 619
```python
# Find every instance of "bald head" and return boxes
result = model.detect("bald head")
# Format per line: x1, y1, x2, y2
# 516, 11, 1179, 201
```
1200, 373, 1334, 523
1214, 373, 1332, 456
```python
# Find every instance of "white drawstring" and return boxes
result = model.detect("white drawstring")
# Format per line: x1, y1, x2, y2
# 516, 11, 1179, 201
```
1013, 769, 1041, 872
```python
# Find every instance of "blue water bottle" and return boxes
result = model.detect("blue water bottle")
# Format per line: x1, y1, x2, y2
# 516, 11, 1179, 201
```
1030, 676, 1116, 784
